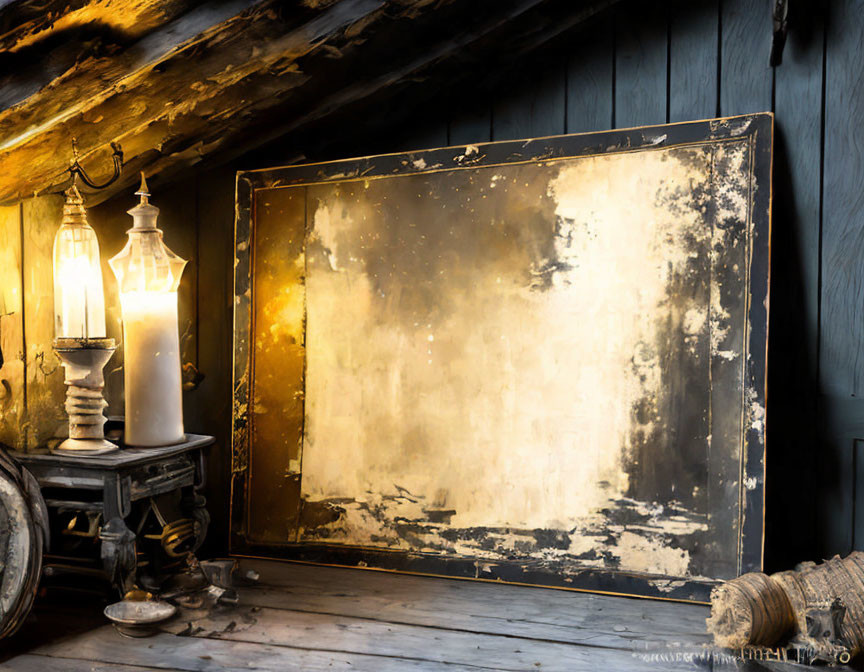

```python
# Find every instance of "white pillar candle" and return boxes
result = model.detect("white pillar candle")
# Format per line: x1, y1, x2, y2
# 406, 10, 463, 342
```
109, 175, 187, 447
120, 291, 184, 446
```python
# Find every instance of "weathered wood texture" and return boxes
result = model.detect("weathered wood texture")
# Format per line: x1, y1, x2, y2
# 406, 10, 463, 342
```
493, 64, 566, 139
0, 0, 620, 207
0, 204, 25, 450
235, 559, 713, 645
21, 196, 66, 449
820, 0, 864, 559
2, 559, 722, 671
566, 14, 613, 134
2, 0, 860, 573
719, 0, 773, 116
0, 0, 200, 52
768, 0, 825, 568
668, 0, 718, 122
613, 0, 667, 128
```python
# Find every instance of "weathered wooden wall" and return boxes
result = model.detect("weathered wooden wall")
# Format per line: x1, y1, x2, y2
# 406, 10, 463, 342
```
4, 0, 859, 567
0, 196, 69, 454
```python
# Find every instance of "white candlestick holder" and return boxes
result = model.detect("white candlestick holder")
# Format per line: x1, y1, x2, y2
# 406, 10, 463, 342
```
53, 337, 117, 455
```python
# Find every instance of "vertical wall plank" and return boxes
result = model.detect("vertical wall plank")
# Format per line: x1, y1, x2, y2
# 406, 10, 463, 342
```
774, 7, 824, 386
153, 177, 199, 406
668, 0, 718, 122
614, 0, 668, 128
90, 192, 132, 417
190, 165, 236, 552
449, 103, 492, 146
492, 65, 566, 140
820, 0, 864, 557
821, 0, 864, 398
768, 2, 825, 568
566, 15, 614, 133
854, 439, 864, 550
0, 205, 25, 450
397, 122, 449, 152
22, 195, 67, 449
719, 0, 773, 115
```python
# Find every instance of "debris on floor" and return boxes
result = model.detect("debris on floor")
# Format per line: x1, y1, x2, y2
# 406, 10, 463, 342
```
103, 556, 259, 638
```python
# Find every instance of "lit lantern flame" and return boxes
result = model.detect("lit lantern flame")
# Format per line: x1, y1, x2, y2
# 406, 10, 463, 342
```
52, 185, 107, 339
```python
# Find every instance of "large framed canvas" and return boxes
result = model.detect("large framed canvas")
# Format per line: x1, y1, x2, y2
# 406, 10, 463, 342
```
231, 113, 772, 602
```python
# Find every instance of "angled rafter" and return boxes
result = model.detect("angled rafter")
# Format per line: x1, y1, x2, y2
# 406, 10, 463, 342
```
0, 0, 617, 206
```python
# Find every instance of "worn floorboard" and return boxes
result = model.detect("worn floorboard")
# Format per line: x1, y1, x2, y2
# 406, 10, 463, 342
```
160, 608, 661, 671
2, 559, 839, 671
1, 655, 165, 671
235, 559, 712, 642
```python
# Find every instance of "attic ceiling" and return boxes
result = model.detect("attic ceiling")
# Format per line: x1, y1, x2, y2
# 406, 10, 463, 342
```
0, 0, 618, 206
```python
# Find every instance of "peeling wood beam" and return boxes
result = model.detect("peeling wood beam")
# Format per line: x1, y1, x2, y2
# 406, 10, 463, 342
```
0, 0, 387, 204
0, 0, 271, 149
221, 0, 622, 168
1, 0, 93, 50
123, 0, 562, 185
111, 0, 619, 202
0, 0, 618, 206
0, 0, 258, 129
0, 0, 202, 52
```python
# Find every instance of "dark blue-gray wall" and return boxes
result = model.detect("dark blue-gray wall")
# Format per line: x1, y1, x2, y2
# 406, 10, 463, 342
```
94, 0, 863, 569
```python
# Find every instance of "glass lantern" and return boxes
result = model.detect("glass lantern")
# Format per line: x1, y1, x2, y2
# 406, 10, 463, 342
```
51, 184, 116, 455
53, 185, 107, 339
109, 175, 187, 446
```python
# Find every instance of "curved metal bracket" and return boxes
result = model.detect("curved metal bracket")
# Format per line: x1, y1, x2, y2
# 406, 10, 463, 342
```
68, 138, 124, 191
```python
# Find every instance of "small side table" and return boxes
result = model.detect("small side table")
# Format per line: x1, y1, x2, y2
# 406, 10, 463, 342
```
12, 434, 213, 594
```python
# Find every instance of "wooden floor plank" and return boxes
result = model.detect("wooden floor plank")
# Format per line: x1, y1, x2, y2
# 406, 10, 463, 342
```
231, 583, 710, 650
159, 602, 673, 671
238, 559, 711, 639
26, 625, 531, 671
4, 560, 725, 672
1, 654, 165, 671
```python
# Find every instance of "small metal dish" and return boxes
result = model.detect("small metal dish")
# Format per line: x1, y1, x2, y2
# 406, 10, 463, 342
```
104, 599, 176, 637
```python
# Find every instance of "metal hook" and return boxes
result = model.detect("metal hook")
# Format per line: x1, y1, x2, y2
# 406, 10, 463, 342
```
68, 138, 124, 191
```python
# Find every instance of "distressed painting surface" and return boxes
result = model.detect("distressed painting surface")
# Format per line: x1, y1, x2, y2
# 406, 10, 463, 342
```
251, 138, 759, 586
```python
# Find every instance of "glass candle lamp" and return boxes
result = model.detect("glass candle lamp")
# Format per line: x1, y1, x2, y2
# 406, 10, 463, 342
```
52, 185, 116, 454
53, 187, 107, 339
109, 175, 187, 446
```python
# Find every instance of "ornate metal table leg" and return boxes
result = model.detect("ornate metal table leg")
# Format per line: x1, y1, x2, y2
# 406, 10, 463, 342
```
178, 490, 209, 554
99, 473, 135, 592
186, 447, 209, 553
100, 517, 137, 594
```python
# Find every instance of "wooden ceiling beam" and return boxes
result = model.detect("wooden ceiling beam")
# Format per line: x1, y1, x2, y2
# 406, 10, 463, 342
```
222, 0, 622, 168
0, 0, 255, 123
0, 0, 387, 204
0, 0, 205, 52
0, 0, 618, 206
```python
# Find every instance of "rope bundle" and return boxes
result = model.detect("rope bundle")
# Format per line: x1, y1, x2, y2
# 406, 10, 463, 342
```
706, 552, 864, 658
